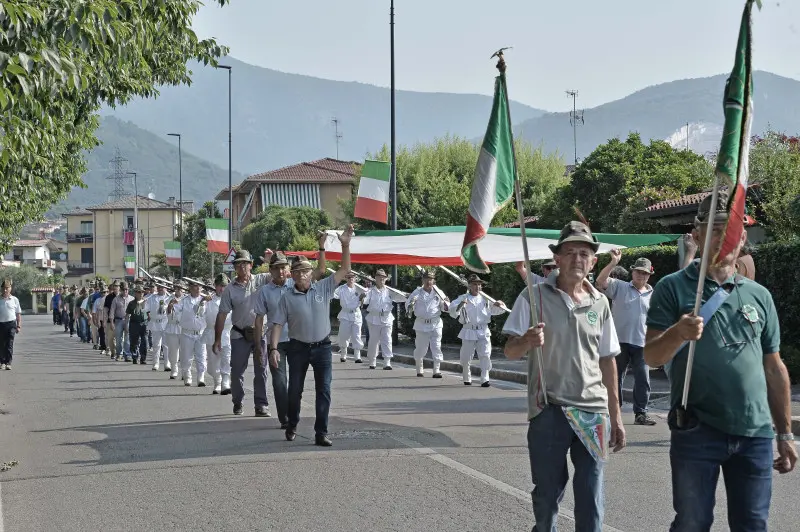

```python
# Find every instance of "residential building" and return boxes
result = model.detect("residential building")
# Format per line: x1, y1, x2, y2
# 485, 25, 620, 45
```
216, 158, 358, 237
2, 239, 61, 276
64, 207, 95, 282
86, 196, 185, 281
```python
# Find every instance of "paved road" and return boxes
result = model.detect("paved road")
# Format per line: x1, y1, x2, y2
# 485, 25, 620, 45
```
0, 316, 798, 531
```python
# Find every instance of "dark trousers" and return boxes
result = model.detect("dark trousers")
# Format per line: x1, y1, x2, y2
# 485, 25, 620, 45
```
260, 338, 290, 424
129, 321, 148, 362
62, 310, 69, 332
53, 308, 61, 325
616, 343, 650, 414
230, 337, 268, 407
68, 312, 75, 335
0, 321, 16, 365
286, 338, 332, 436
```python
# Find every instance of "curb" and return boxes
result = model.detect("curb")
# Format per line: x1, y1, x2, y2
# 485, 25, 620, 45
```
793, 417, 800, 437
388, 353, 671, 401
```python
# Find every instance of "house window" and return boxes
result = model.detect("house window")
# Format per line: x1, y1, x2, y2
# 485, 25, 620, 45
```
80, 248, 93, 265
126, 245, 134, 254
79, 221, 93, 234
126, 216, 134, 230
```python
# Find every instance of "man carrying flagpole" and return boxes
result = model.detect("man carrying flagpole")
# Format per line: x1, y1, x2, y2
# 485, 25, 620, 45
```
645, 2, 796, 530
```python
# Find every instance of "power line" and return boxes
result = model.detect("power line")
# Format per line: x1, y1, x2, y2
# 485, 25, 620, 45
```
566, 90, 584, 166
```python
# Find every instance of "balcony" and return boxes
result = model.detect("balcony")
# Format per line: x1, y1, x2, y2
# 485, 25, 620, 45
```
66, 232, 93, 243
67, 261, 94, 275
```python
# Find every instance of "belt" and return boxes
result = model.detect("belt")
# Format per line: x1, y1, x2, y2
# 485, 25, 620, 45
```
290, 338, 331, 348
419, 317, 440, 324
114, 317, 124, 321
182, 329, 201, 336
467, 324, 486, 330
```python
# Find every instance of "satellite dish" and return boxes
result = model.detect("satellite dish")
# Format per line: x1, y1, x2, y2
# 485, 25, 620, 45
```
147, 193, 155, 200
59, 253, 66, 261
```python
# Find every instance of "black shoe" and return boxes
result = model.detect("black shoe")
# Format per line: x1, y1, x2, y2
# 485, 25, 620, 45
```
285, 428, 296, 441
280, 422, 289, 430
140, 359, 147, 365
315, 435, 333, 447
169, 375, 176, 380
635, 413, 657, 426
354, 359, 363, 364
417, 373, 424, 377
255, 405, 271, 417
233, 403, 243, 416
464, 382, 472, 386
131, 358, 138, 364
383, 365, 393, 370
221, 388, 231, 396
481, 381, 491, 388
369, 365, 376, 369
163, 367, 171, 372
212, 390, 219, 395
432, 373, 442, 379
198, 382, 206, 388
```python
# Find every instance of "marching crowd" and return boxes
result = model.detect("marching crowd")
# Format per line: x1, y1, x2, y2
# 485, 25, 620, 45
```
19, 198, 797, 530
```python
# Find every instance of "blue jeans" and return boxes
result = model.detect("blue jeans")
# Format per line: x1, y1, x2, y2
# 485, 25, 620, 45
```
78, 316, 88, 341
669, 421, 772, 531
527, 405, 604, 532
114, 319, 131, 358
260, 338, 289, 424
286, 338, 332, 436
616, 343, 650, 413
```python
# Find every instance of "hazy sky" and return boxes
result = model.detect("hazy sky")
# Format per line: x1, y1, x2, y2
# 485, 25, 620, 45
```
193, 0, 798, 111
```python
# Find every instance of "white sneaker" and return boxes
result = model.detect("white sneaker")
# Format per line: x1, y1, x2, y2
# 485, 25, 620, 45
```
213, 378, 222, 394
170, 369, 179, 379
197, 371, 206, 385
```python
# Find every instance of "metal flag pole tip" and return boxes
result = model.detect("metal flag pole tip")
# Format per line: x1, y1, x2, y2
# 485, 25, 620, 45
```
491, 48, 548, 405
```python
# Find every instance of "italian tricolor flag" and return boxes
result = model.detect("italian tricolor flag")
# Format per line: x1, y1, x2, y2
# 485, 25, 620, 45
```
713, 0, 755, 264
124, 256, 135, 276
354, 160, 391, 223
205, 218, 229, 254
461, 74, 516, 273
164, 241, 181, 267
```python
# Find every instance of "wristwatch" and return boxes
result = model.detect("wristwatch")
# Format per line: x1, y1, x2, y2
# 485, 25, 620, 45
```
776, 433, 795, 441
269, 347, 279, 353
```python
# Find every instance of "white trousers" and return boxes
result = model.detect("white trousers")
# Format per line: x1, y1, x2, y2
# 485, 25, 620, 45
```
180, 334, 207, 378
338, 319, 363, 359
460, 336, 492, 383
165, 332, 181, 375
206, 343, 231, 380
367, 322, 392, 365
149, 329, 166, 369
414, 328, 443, 374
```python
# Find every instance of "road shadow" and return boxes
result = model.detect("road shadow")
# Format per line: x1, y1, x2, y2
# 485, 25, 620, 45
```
35, 414, 460, 467
371, 396, 528, 415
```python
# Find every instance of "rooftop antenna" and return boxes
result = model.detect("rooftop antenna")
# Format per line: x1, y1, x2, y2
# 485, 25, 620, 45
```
566, 90, 584, 166
331, 117, 343, 159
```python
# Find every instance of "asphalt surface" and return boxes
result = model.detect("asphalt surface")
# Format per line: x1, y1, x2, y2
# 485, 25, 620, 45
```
0, 316, 798, 531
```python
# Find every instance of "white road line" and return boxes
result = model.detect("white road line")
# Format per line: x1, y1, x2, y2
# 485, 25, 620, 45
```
389, 434, 626, 532
0, 482, 6, 532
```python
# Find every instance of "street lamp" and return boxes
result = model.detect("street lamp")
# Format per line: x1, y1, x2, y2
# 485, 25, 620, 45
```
167, 132, 183, 277
216, 64, 232, 250
126, 172, 138, 280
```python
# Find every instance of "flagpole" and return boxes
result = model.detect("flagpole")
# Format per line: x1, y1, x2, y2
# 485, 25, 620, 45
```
494, 50, 548, 404
389, 0, 399, 344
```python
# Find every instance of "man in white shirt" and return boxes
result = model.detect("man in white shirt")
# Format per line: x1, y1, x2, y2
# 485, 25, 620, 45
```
164, 282, 185, 379
449, 274, 506, 386
406, 270, 449, 378
145, 282, 171, 371
204, 274, 233, 395
0, 278, 22, 370
362, 269, 407, 370
171, 278, 208, 387
334, 271, 365, 363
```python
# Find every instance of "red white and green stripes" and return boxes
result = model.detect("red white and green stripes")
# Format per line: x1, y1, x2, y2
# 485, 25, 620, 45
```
205, 218, 229, 254
354, 160, 391, 223
713, 0, 755, 263
461, 75, 516, 273
124, 256, 135, 276
164, 240, 181, 267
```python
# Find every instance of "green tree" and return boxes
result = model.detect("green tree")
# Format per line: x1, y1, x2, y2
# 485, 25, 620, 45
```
0, 0, 229, 253
240, 205, 331, 266
748, 130, 800, 241
341, 136, 567, 229
0, 265, 48, 309
552, 133, 714, 232
174, 201, 234, 280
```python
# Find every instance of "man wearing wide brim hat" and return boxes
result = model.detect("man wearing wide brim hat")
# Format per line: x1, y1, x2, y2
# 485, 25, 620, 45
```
362, 268, 406, 369
267, 226, 354, 446
109, 281, 134, 360
145, 276, 171, 371
502, 220, 624, 531
516, 258, 558, 285
163, 279, 186, 378
101, 280, 119, 357
91, 282, 108, 354
125, 283, 150, 364
406, 268, 450, 377
597, 249, 656, 427
332, 270, 365, 364
644, 191, 794, 529
449, 274, 505, 386
203, 273, 233, 394
172, 276, 209, 386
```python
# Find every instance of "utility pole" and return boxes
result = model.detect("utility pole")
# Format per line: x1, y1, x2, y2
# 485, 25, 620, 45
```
566, 90, 584, 166
389, 0, 398, 343
127, 172, 139, 280
106, 148, 130, 201
331, 117, 343, 159
686, 122, 690, 151
167, 133, 183, 278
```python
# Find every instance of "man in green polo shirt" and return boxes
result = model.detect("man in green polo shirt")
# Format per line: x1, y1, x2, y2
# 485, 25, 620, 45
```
645, 192, 796, 531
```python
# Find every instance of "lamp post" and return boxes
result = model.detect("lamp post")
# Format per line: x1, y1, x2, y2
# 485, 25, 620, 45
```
216, 64, 232, 249
167, 133, 183, 277
126, 172, 138, 279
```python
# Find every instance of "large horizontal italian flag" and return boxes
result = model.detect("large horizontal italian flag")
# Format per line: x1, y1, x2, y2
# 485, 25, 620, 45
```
289, 227, 680, 266
205, 218, 229, 254
354, 160, 391, 223
713, 0, 754, 264
164, 240, 181, 267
